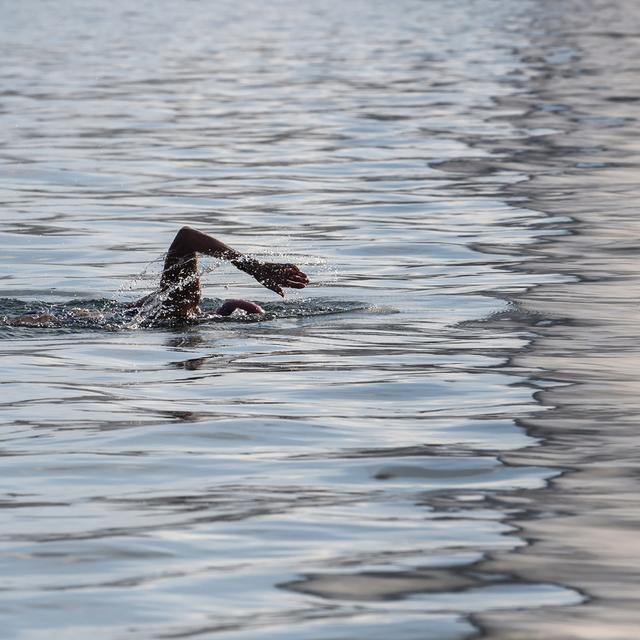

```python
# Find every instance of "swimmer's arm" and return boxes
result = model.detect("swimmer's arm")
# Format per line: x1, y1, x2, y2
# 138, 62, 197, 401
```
172, 226, 309, 297
166, 226, 243, 263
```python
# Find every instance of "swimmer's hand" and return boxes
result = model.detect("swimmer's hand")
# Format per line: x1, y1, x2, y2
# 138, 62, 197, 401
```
231, 257, 309, 297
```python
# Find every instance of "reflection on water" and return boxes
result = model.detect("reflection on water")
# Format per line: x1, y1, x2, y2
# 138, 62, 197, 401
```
469, 2, 640, 637
0, 0, 637, 638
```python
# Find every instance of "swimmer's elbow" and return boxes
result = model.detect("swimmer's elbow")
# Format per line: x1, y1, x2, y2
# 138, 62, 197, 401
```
176, 225, 196, 240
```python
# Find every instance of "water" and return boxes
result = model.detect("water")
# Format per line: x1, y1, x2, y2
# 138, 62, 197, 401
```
0, 0, 638, 638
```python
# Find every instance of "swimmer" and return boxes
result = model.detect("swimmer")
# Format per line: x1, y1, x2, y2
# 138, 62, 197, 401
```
8, 226, 309, 325
140, 226, 309, 318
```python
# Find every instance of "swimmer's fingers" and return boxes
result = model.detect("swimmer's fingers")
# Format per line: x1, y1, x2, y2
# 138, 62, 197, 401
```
278, 264, 309, 288
283, 279, 307, 289
273, 271, 308, 293
254, 262, 309, 296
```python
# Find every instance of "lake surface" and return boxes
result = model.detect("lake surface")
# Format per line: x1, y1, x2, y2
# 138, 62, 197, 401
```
0, 1, 638, 638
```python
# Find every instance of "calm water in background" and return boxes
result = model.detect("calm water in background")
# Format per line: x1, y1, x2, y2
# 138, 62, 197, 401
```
0, 1, 638, 638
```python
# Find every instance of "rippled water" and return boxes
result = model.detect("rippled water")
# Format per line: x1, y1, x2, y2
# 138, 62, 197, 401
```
1, 0, 638, 638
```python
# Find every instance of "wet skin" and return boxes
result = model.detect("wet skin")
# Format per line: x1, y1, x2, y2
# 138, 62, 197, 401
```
142, 226, 309, 319
8, 227, 309, 325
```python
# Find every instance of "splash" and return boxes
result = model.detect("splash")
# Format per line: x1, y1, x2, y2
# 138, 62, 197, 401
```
1, 251, 353, 332
0, 296, 375, 332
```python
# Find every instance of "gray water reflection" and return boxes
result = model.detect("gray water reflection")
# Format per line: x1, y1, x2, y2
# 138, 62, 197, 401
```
0, 0, 630, 638
467, 2, 640, 637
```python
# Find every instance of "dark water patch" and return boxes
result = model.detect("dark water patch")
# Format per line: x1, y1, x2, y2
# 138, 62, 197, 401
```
282, 569, 481, 601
